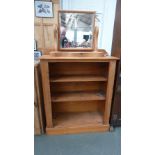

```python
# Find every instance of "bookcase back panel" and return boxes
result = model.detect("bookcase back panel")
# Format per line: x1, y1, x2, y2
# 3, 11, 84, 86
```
53, 101, 105, 113
49, 62, 109, 76
51, 82, 107, 93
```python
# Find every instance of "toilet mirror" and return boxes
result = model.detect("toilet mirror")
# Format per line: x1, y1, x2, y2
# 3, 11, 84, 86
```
58, 10, 96, 51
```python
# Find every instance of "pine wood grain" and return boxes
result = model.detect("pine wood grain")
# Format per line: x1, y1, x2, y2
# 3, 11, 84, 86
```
40, 60, 53, 127
40, 55, 119, 61
53, 112, 103, 128
52, 91, 105, 102
40, 56, 118, 135
46, 124, 109, 135
34, 63, 45, 134
103, 61, 117, 124
51, 82, 106, 93
49, 62, 109, 76
34, 0, 60, 53
46, 112, 109, 135
53, 101, 105, 113
34, 105, 41, 135
51, 75, 107, 82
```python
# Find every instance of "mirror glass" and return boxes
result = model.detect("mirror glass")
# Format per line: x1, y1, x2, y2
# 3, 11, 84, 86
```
58, 11, 95, 50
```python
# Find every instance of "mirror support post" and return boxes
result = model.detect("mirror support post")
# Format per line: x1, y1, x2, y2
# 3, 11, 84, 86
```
94, 26, 99, 51
52, 24, 58, 51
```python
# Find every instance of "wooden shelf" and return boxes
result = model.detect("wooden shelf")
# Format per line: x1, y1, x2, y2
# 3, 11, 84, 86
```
50, 75, 107, 83
52, 91, 105, 102
53, 112, 103, 128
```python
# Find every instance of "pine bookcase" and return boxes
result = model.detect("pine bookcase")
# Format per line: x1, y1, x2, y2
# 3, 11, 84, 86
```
40, 55, 118, 135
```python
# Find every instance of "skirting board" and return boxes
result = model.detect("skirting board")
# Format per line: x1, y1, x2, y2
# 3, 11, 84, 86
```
46, 124, 110, 135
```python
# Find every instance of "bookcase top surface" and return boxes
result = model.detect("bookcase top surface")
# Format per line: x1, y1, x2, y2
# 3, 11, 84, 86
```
40, 55, 119, 62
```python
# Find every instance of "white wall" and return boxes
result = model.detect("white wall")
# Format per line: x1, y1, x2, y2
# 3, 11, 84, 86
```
60, 0, 117, 55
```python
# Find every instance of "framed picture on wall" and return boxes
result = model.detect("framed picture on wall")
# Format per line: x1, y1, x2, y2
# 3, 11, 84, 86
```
35, 1, 53, 18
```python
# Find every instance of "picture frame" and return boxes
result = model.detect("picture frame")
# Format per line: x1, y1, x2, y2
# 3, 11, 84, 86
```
35, 1, 53, 18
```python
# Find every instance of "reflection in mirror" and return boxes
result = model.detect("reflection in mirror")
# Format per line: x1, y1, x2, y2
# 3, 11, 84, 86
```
59, 11, 95, 50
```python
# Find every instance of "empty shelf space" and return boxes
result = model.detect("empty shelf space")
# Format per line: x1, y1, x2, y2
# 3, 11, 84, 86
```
53, 112, 103, 128
52, 91, 105, 102
50, 75, 107, 83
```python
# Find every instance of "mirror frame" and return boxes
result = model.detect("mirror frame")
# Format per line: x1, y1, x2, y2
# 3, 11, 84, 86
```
58, 10, 96, 51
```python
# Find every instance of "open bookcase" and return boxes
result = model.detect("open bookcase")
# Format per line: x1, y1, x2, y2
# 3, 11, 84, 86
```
40, 56, 118, 135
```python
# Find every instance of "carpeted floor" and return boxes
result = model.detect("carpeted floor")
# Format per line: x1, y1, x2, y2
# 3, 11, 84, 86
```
34, 127, 121, 155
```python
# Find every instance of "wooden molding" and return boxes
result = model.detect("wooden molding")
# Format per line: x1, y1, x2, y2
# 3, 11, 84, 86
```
34, 23, 55, 26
